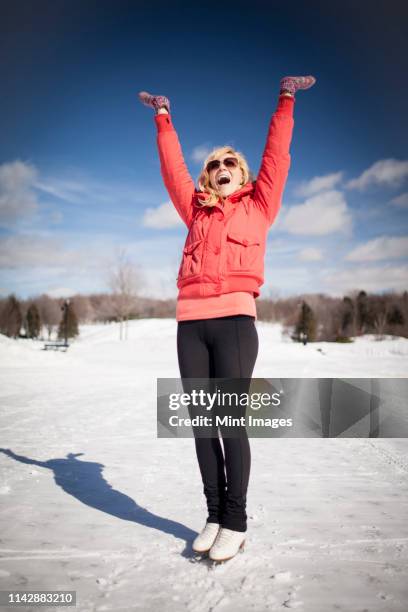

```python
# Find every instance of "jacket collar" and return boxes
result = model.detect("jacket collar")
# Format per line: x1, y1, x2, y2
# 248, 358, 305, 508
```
193, 182, 255, 208
227, 181, 255, 202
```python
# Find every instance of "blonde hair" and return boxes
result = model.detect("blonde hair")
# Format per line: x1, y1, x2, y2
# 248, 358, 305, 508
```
197, 146, 253, 207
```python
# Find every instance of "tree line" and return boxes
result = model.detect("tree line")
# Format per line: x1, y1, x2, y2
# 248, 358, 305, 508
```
0, 289, 407, 342
257, 290, 408, 342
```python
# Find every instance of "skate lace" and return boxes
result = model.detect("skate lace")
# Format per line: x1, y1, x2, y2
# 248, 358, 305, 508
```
203, 523, 218, 535
214, 529, 235, 546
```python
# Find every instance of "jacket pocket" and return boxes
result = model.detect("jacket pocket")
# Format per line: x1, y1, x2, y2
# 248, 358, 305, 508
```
177, 239, 204, 280
226, 232, 261, 271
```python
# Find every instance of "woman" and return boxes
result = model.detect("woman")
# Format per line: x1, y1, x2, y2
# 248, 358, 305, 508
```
139, 75, 316, 562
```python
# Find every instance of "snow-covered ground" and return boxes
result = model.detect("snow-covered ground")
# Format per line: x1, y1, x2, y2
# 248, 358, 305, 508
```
1, 320, 407, 611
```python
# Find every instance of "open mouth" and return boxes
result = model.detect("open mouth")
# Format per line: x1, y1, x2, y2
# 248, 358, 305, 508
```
217, 172, 231, 186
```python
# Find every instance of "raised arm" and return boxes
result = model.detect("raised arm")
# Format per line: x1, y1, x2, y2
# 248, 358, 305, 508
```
139, 91, 195, 228
254, 76, 316, 227
253, 94, 295, 226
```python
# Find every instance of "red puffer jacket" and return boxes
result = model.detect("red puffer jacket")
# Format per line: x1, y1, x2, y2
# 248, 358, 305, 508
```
155, 96, 295, 299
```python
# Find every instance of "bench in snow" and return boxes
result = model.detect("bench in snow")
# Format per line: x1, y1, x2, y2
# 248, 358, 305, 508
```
43, 341, 69, 351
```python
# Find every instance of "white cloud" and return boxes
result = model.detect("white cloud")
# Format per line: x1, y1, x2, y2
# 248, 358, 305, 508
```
45, 287, 76, 298
389, 192, 408, 208
265, 240, 299, 258
142, 201, 183, 229
34, 178, 89, 204
49, 210, 64, 224
346, 159, 408, 191
0, 160, 39, 226
298, 247, 323, 261
0, 231, 185, 297
136, 264, 179, 299
281, 190, 352, 235
320, 264, 408, 294
294, 172, 343, 197
0, 234, 86, 269
0, 232, 184, 271
191, 144, 211, 164
35, 170, 163, 209
345, 236, 408, 262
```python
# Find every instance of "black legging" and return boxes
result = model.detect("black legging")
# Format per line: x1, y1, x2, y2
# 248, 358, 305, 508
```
177, 314, 259, 532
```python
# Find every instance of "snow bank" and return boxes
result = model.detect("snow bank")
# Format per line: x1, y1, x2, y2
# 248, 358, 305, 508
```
1, 319, 407, 611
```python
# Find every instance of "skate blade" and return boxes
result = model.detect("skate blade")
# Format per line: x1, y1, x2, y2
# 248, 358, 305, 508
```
191, 548, 211, 561
192, 546, 211, 554
210, 539, 245, 563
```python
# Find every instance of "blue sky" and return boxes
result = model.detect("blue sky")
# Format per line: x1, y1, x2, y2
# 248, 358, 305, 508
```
1, 0, 407, 299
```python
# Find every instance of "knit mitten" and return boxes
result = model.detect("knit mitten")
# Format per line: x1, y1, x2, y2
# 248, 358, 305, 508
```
138, 91, 171, 113
279, 76, 316, 96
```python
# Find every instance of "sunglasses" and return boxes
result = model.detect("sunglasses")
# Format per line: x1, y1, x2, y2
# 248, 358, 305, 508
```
206, 157, 239, 173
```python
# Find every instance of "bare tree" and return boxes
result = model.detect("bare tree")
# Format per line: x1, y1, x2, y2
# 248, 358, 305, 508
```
88, 293, 115, 322
71, 294, 95, 323
373, 311, 388, 339
36, 294, 61, 340
107, 248, 142, 340
371, 296, 388, 340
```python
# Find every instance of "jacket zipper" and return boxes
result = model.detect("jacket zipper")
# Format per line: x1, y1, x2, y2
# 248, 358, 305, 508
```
201, 211, 215, 286
217, 200, 237, 281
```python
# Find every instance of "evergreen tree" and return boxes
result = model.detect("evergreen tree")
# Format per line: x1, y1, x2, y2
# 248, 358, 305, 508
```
26, 303, 41, 338
0, 294, 22, 338
57, 302, 79, 341
387, 304, 404, 326
356, 290, 370, 334
294, 301, 317, 343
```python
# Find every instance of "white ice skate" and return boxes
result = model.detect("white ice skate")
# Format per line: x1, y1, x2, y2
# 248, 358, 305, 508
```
192, 522, 220, 554
208, 527, 246, 562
